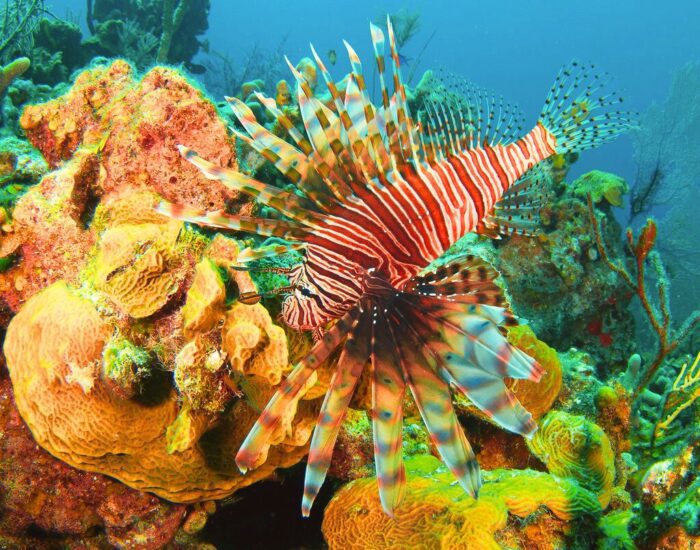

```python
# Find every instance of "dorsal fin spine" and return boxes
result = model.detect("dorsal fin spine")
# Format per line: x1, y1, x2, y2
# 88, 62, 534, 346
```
385, 16, 420, 166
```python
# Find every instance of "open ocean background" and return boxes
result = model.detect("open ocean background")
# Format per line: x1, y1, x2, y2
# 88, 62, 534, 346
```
47, 0, 700, 187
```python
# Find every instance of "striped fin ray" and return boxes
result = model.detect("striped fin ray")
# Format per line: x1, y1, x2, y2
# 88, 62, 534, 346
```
343, 40, 392, 175
422, 100, 452, 160
370, 307, 407, 515
155, 200, 310, 241
253, 92, 354, 204
419, 72, 527, 151
387, 315, 481, 498
539, 61, 636, 153
301, 306, 371, 516
177, 146, 321, 227
235, 306, 361, 474
368, 23, 404, 168
225, 96, 311, 186
237, 242, 307, 263
478, 163, 554, 238
307, 46, 377, 181
386, 16, 420, 164
288, 61, 341, 164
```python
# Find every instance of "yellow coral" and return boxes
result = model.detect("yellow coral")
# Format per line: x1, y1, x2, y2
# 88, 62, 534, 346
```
276, 79, 292, 106
93, 220, 183, 318
0, 57, 30, 97
92, 191, 170, 232
322, 455, 601, 549
4, 282, 317, 503
182, 258, 226, 339
528, 411, 615, 508
506, 325, 563, 419
222, 302, 290, 385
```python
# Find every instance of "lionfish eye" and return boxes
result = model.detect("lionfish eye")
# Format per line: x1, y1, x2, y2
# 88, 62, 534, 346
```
300, 287, 312, 297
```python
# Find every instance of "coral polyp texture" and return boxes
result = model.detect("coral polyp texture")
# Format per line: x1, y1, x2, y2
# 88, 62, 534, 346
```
3, 275, 317, 502
19, 60, 236, 209
322, 455, 601, 549
528, 411, 616, 508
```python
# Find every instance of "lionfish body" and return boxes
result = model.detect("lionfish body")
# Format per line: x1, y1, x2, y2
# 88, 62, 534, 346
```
161, 19, 632, 516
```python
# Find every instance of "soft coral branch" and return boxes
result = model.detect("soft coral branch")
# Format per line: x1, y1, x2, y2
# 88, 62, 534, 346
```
586, 194, 699, 397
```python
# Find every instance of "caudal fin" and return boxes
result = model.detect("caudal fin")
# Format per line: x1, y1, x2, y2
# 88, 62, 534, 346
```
539, 61, 636, 154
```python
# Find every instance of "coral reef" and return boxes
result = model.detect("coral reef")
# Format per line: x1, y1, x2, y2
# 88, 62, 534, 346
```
0, 372, 190, 549
0, 56, 30, 95
572, 170, 629, 207
588, 198, 699, 395
0, 60, 237, 313
322, 455, 601, 549
86, 0, 211, 70
494, 171, 635, 367
4, 229, 320, 503
632, 443, 699, 546
528, 411, 615, 508
20, 60, 236, 208
0, 60, 327, 546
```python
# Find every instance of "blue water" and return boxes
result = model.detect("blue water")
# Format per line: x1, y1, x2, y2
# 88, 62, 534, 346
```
49, 0, 700, 185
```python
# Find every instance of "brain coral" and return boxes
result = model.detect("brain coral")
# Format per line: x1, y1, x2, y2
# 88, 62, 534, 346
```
528, 410, 616, 508
4, 281, 319, 503
322, 455, 601, 549
93, 219, 184, 318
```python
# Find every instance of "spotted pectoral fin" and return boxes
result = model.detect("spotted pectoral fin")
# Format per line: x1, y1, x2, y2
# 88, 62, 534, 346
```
441, 359, 538, 437
371, 312, 407, 516
302, 309, 371, 516
397, 290, 542, 438
389, 318, 481, 498
235, 307, 361, 474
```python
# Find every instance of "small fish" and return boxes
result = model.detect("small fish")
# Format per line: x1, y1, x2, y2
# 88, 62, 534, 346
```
327, 49, 337, 65
159, 16, 633, 518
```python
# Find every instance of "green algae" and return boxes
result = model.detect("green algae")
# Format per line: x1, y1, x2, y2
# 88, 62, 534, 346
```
102, 334, 151, 394
573, 170, 629, 207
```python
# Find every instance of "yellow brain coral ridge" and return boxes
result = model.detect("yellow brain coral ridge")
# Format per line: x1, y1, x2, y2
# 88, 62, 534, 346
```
322, 455, 601, 549
222, 302, 290, 385
93, 220, 183, 318
506, 325, 563, 419
4, 282, 315, 503
527, 410, 615, 508
182, 258, 227, 339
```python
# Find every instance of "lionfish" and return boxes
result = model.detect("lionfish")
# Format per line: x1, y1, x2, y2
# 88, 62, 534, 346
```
159, 19, 632, 516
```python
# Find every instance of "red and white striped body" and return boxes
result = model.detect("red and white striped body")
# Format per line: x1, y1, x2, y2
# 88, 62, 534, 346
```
284, 123, 556, 329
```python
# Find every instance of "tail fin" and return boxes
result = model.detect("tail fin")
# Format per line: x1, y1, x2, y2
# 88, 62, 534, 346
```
539, 61, 636, 154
